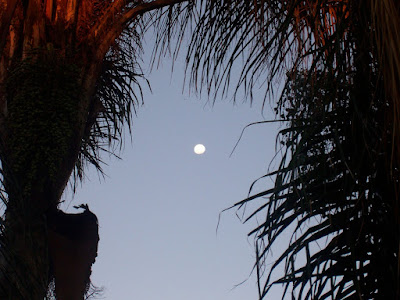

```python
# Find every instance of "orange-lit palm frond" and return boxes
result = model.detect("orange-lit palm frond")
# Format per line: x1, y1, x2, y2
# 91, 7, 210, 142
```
184, 0, 353, 101
290, 0, 350, 59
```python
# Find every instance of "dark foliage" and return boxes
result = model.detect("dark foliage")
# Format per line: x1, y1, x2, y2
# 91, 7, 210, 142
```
157, 1, 400, 299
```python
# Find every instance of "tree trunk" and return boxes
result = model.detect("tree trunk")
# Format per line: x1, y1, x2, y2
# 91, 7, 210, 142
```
0, 51, 99, 299
0, 208, 49, 299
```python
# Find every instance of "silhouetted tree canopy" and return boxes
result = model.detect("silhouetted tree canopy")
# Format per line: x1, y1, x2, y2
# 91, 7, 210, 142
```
0, 0, 399, 299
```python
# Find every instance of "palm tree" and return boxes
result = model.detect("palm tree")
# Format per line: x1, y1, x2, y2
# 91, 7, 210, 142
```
178, 1, 400, 299
0, 0, 190, 298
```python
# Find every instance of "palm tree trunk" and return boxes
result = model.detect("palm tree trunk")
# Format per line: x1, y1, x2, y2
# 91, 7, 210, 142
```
0, 204, 49, 299
0, 51, 99, 299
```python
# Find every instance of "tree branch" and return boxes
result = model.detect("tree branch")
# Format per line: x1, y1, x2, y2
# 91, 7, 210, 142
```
118, 0, 189, 28
89, 0, 190, 63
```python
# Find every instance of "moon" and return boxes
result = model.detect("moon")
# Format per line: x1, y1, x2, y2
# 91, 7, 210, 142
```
194, 144, 206, 155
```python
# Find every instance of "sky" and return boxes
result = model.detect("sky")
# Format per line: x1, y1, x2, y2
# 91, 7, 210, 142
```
61, 42, 282, 300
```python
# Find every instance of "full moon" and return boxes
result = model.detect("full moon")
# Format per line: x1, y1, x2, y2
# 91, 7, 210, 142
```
194, 144, 206, 155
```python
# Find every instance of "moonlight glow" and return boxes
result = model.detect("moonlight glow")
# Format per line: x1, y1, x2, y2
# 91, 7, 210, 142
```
194, 144, 206, 155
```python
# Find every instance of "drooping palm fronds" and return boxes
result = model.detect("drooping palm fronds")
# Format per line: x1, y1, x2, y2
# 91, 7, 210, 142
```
0, 0, 399, 299
167, 1, 400, 299
184, 0, 351, 101
74, 1, 197, 185
72, 23, 148, 186
0, 0, 190, 194
235, 68, 398, 299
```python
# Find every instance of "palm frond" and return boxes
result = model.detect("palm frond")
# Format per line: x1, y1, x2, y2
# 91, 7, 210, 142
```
236, 66, 398, 299
71, 22, 148, 187
185, 0, 351, 102
177, 2, 400, 299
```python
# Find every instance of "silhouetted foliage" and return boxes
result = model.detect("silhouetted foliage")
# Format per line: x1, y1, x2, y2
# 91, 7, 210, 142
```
0, 0, 399, 299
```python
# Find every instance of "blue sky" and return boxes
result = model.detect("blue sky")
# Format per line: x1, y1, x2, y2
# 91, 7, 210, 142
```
61, 44, 282, 299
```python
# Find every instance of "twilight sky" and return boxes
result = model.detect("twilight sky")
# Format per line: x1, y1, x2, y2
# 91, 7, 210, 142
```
61, 40, 283, 299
